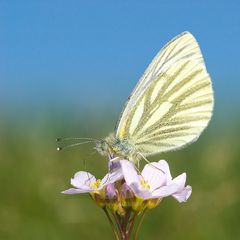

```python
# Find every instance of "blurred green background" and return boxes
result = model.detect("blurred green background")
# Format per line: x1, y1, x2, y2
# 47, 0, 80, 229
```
1, 1, 240, 240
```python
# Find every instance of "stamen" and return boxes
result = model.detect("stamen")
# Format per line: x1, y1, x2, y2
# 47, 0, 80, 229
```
90, 179, 102, 190
140, 179, 150, 190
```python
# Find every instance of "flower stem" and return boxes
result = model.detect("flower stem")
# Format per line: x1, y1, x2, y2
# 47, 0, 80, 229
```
126, 211, 138, 238
122, 210, 131, 234
111, 212, 126, 239
134, 209, 148, 240
103, 207, 120, 240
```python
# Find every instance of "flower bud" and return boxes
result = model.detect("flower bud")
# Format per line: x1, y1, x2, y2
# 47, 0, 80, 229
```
146, 198, 162, 209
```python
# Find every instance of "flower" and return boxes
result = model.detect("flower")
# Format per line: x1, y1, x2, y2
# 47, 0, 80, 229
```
62, 158, 193, 239
62, 169, 122, 195
120, 159, 192, 203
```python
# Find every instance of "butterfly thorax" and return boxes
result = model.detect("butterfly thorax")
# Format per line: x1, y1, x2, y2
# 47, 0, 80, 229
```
95, 133, 138, 162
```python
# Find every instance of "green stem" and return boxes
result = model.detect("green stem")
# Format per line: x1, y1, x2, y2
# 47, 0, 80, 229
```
112, 212, 127, 239
122, 210, 131, 233
126, 211, 138, 238
134, 209, 148, 240
103, 207, 120, 240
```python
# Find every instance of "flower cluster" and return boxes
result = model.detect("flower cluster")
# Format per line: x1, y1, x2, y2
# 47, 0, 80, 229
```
63, 158, 192, 239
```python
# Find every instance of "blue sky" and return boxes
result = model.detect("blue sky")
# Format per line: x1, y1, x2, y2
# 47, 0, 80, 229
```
0, 0, 239, 120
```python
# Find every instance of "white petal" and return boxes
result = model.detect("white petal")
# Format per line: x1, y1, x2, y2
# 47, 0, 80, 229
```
141, 162, 167, 191
127, 182, 152, 199
101, 169, 123, 186
172, 185, 192, 202
137, 189, 153, 199
172, 173, 186, 189
157, 160, 172, 183
71, 171, 96, 188
120, 160, 149, 197
61, 188, 93, 194
108, 157, 122, 172
120, 160, 140, 186
152, 183, 179, 198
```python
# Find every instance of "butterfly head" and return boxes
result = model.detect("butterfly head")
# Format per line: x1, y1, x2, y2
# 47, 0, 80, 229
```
95, 133, 138, 162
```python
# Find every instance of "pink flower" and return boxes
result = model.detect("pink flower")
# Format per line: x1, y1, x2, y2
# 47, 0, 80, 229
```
62, 169, 122, 195
120, 159, 192, 203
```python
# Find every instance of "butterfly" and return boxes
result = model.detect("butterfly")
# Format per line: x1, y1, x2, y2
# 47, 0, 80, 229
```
58, 32, 214, 164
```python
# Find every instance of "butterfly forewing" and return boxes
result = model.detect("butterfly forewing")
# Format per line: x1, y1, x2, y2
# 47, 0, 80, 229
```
116, 32, 204, 131
116, 32, 213, 155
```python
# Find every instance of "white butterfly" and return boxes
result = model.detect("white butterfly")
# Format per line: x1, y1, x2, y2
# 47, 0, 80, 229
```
59, 32, 214, 163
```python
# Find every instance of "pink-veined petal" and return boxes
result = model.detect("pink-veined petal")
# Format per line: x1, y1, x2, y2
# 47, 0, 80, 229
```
127, 181, 152, 199
120, 160, 151, 198
137, 189, 153, 199
172, 185, 192, 202
141, 162, 167, 191
62, 188, 94, 194
120, 160, 140, 186
71, 171, 96, 189
151, 183, 180, 198
101, 169, 123, 187
172, 173, 186, 189
108, 157, 121, 172
157, 160, 172, 184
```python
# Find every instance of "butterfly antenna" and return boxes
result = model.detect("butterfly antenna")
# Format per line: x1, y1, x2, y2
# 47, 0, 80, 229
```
56, 137, 99, 142
57, 140, 95, 151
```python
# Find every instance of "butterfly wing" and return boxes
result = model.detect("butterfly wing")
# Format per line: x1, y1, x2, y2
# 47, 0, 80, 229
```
116, 32, 214, 155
